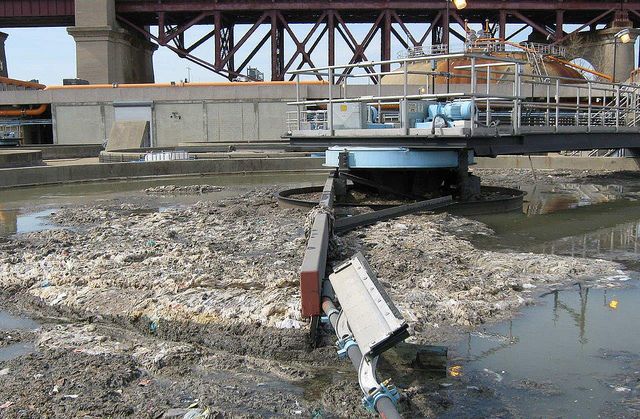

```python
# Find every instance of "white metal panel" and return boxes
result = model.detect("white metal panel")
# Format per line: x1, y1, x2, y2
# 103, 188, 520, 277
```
329, 252, 409, 357
331, 102, 367, 129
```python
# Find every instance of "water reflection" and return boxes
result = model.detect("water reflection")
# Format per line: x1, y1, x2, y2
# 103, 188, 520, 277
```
0, 207, 17, 236
523, 183, 627, 216
536, 220, 640, 268
455, 285, 640, 418
544, 285, 590, 345
462, 322, 519, 362
0, 208, 56, 237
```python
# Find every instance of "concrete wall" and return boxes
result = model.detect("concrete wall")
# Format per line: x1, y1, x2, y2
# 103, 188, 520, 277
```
475, 155, 640, 171
52, 98, 291, 145
54, 104, 108, 145
155, 103, 205, 147
0, 157, 326, 189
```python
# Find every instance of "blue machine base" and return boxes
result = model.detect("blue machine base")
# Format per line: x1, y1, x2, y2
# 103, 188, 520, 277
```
324, 146, 474, 169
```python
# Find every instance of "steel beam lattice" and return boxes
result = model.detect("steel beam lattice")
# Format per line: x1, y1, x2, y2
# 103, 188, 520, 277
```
1, 1, 640, 80
108, 1, 640, 81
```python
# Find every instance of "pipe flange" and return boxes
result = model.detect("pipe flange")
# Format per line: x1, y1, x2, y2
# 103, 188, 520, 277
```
336, 336, 358, 359
325, 307, 339, 319
361, 381, 400, 414
359, 356, 401, 413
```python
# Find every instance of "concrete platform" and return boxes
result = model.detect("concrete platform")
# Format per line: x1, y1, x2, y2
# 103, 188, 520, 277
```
0, 149, 43, 168
99, 149, 311, 163
20, 145, 104, 160
0, 155, 326, 189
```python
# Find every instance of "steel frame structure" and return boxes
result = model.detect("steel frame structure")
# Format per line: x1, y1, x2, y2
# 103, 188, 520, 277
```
286, 51, 640, 155
1, 1, 640, 80
111, 1, 640, 81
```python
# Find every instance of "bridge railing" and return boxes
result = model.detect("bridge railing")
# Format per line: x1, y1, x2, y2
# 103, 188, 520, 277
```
287, 52, 640, 137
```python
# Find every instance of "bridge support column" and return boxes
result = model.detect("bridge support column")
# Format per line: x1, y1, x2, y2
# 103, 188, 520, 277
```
67, 0, 156, 84
572, 27, 636, 83
0, 32, 7, 78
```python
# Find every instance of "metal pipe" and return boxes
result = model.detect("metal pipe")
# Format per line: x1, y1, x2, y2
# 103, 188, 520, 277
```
328, 68, 334, 134
616, 85, 621, 131
0, 104, 48, 117
321, 298, 402, 419
545, 83, 550, 126
486, 66, 491, 126
288, 52, 520, 74
587, 82, 592, 131
296, 74, 301, 131
402, 63, 408, 133
322, 298, 362, 369
555, 79, 560, 132
0, 76, 45, 90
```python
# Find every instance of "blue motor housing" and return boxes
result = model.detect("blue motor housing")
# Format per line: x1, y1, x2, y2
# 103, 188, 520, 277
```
427, 100, 475, 122
368, 105, 379, 123
443, 101, 474, 120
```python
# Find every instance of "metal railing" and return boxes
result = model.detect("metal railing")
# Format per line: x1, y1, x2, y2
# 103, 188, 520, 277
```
397, 44, 448, 59
287, 52, 640, 137
286, 110, 328, 131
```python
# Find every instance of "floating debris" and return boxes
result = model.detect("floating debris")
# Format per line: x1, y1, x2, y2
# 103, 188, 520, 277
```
144, 185, 224, 195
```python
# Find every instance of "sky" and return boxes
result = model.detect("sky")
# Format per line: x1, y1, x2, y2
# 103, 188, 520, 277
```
2, 23, 638, 86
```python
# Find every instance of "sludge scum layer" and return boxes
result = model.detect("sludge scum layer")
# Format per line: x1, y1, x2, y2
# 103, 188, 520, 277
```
0, 169, 639, 417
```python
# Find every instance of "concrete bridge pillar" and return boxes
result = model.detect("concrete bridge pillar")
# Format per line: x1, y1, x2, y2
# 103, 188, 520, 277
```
570, 27, 636, 83
0, 32, 8, 78
67, 0, 156, 84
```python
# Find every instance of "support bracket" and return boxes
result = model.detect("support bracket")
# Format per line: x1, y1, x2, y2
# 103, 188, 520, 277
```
359, 356, 400, 413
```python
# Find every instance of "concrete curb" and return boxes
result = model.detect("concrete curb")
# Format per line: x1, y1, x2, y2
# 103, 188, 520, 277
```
0, 149, 43, 168
475, 156, 640, 171
0, 156, 326, 189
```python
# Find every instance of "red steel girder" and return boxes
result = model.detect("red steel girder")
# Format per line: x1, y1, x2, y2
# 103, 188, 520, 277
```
115, 1, 640, 82
0, 0, 74, 27
116, 1, 640, 14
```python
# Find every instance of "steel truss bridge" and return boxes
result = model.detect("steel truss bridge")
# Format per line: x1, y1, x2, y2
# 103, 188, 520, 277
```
2, 1, 640, 81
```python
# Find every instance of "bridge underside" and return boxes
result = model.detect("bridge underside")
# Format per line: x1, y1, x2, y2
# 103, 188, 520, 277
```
2, 1, 640, 83
113, 1, 640, 81
288, 132, 640, 156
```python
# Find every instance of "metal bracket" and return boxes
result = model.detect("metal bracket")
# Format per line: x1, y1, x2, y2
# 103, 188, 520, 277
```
338, 150, 350, 170
336, 336, 358, 359
335, 310, 356, 359
330, 252, 410, 358
359, 356, 400, 413
335, 310, 351, 340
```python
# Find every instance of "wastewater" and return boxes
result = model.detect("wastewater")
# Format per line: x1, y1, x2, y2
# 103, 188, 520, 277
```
0, 310, 39, 363
1, 170, 640, 416
447, 177, 640, 418
447, 286, 640, 418
0, 171, 327, 237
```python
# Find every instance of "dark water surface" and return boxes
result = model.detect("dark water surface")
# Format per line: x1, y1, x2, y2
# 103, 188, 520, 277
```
452, 179, 640, 417
0, 310, 39, 362
448, 285, 640, 418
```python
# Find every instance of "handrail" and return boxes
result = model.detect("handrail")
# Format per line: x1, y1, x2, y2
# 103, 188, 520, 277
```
44, 80, 327, 90
289, 52, 526, 75
287, 50, 640, 135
